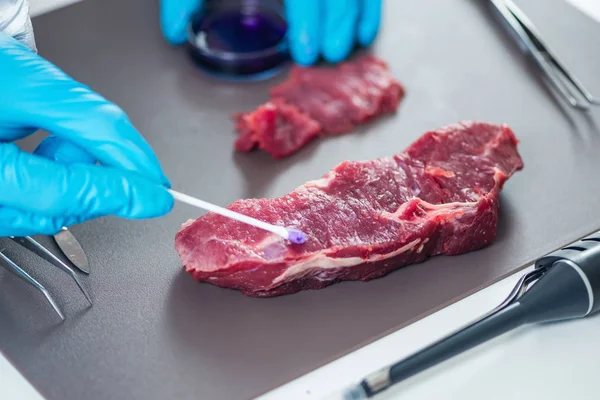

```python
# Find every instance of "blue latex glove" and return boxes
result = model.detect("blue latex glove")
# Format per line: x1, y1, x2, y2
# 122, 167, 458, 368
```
159, 0, 381, 65
0, 32, 174, 237
284, 0, 382, 65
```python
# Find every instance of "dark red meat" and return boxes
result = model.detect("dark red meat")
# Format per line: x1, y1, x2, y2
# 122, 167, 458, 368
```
234, 56, 405, 158
176, 121, 523, 297
233, 100, 321, 159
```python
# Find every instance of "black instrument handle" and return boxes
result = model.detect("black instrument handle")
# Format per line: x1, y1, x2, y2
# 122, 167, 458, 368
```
535, 230, 600, 315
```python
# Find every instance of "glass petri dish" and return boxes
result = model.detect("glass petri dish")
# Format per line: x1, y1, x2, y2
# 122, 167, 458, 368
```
187, 0, 290, 82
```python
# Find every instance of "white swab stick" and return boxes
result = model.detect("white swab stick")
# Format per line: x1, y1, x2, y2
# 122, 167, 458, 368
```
168, 189, 307, 244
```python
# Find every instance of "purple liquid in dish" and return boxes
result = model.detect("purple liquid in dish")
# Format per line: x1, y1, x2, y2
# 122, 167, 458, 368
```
200, 11, 286, 53
188, 4, 289, 80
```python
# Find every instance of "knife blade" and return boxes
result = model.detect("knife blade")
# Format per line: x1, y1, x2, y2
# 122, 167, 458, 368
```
53, 227, 90, 274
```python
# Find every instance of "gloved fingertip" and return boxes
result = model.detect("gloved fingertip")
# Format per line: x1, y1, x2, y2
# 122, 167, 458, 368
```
152, 187, 176, 217
322, 38, 353, 64
285, 0, 321, 66
357, 0, 381, 47
321, 0, 359, 64
0, 207, 69, 237
39, 216, 84, 236
124, 181, 175, 220
292, 49, 319, 66
357, 20, 380, 47
162, 174, 172, 189
160, 0, 203, 45
289, 37, 320, 66
160, 21, 189, 45
322, 50, 346, 64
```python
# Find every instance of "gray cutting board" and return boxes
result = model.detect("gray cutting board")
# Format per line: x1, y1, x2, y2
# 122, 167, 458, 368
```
1, 0, 599, 399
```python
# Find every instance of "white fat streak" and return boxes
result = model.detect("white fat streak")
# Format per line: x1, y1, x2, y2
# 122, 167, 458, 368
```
416, 238, 430, 253
381, 198, 476, 221
493, 167, 505, 183
418, 199, 475, 210
181, 218, 196, 229
425, 166, 455, 178
305, 172, 336, 189
271, 238, 421, 285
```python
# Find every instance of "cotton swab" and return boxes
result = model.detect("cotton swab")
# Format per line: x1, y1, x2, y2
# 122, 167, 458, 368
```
168, 189, 308, 244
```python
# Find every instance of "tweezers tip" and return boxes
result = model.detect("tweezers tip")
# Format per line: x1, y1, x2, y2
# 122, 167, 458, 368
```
41, 289, 65, 321
72, 274, 93, 305
570, 101, 590, 111
82, 291, 93, 306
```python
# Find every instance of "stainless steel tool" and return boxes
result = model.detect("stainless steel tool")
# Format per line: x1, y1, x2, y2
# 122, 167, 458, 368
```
488, 0, 599, 110
53, 227, 90, 274
343, 229, 600, 399
0, 236, 92, 321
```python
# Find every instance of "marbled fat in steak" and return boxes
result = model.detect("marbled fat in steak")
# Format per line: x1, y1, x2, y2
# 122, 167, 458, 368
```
177, 121, 523, 297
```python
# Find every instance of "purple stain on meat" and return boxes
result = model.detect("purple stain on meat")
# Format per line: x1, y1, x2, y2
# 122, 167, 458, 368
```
286, 228, 308, 244
263, 242, 286, 259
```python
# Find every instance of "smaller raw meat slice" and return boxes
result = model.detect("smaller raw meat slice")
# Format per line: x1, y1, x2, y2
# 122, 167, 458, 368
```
356, 56, 404, 113
290, 56, 404, 124
233, 55, 405, 158
234, 100, 321, 159
271, 78, 355, 135
300, 63, 377, 123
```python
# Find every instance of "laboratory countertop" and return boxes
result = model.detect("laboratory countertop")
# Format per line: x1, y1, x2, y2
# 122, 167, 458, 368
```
2, 1, 600, 399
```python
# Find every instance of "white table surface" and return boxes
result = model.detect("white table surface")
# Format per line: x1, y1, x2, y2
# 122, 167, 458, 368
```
2, 1, 600, 399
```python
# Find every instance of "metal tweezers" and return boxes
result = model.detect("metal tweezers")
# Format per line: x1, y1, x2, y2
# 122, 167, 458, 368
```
0, 236, 91, 321
489, 0, 599, 110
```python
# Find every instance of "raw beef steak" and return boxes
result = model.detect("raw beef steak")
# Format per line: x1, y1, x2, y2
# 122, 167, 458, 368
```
234, 56, 405, 158
176, 121, 523, 297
